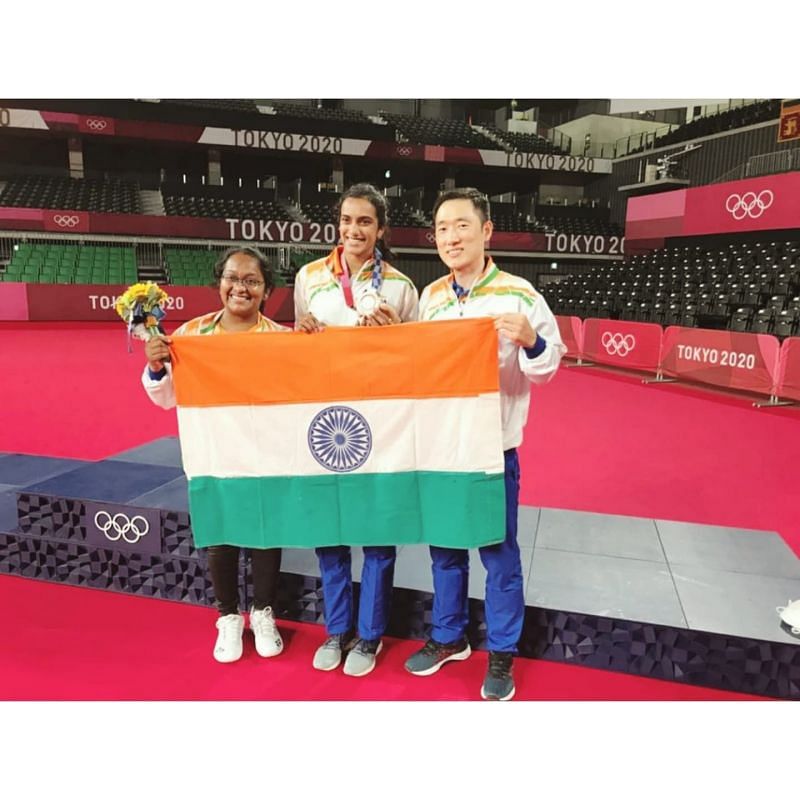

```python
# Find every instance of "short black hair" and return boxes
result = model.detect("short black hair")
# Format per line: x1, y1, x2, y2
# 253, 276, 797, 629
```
432, 188, 491, 225
212, 246, 274, 292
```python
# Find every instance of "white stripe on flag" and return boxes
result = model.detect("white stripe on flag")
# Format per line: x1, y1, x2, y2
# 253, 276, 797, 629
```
177, 394, 504, 479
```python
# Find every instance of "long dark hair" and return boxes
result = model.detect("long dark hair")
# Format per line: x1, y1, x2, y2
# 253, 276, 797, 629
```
335, 183, 397, 263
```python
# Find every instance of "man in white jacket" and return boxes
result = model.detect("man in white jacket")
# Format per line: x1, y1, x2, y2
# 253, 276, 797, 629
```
404, 188, 565, 700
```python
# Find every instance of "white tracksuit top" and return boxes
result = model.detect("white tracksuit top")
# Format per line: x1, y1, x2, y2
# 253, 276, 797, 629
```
293, 246, 419, 326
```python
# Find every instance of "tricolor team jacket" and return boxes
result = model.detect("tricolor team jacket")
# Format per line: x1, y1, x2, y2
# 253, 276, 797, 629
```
419, 258, 566, 451
293, 246, 419, 326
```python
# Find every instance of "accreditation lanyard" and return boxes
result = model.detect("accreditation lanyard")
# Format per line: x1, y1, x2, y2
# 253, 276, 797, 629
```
452, 273, 484, 317
452, 261, 488, 317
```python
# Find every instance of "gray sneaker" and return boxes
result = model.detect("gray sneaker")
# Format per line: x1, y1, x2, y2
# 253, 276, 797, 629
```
343, 638, 383, 677
312, 632, 355, 671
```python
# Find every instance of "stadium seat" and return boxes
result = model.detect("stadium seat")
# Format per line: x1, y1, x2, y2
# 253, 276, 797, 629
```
774, 310, 798, 337
2, 244, 138, 285
0, 176, 141, 214
627, 99, 779, 153
750, 309, 774, 334
730, 308, 752, 332
482, 124, 567, 155
379, 112, 499, 150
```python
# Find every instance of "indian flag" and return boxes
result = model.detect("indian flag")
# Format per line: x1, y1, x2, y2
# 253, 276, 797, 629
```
171, 317, 506, 549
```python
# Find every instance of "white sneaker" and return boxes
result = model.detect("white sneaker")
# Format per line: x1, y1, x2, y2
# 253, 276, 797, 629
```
249, 606, 284, 658
213, 613, 244, 663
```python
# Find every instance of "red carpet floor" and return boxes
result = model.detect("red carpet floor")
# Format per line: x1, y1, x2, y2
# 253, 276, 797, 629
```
0, 574, 765, 701
1, 321, 796, 700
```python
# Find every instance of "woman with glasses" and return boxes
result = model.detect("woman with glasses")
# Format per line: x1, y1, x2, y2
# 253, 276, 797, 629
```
294, 183, 419, 678
142, 246, 288, 664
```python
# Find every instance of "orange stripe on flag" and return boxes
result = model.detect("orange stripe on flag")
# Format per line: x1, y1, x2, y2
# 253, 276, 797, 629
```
171, 318, 500, 407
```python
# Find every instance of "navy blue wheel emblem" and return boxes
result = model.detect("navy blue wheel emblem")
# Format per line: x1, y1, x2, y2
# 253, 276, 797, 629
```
308, 406, 373, 473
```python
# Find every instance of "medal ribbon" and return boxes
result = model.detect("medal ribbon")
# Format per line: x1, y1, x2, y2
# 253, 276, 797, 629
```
371, 246, 384, 292
340, 268, 354, 308
338, 259, 355, 308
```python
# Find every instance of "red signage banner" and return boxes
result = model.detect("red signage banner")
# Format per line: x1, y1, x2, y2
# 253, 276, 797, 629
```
78, 116, 116, 136
42, 210, 91, 234
33, 110, 217, 144
625, 171, 800, 241
365, 140, 485, 166
0, 207, 334, 244
775, 337, 800, 402
364, 141, 426, 161
425, 144, 483, 165
682, 172, 800, 237
625, 189, 687, 242
582, 318, 663, 372
0, 206, 46, 232
1, 283, 294, 324
556, 315, 583, 358
0, 282, 28, 320
0, 207, 559, 253
660, 326, 780, 396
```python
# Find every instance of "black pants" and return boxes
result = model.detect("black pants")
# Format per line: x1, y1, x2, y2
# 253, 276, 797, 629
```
207, 546, 282, 617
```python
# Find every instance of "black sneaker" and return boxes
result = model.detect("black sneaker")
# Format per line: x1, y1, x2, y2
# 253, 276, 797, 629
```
481, 651, 515, 701
404, 637, 471, 676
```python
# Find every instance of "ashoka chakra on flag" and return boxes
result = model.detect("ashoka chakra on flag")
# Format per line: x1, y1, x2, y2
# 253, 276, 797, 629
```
308, 406, 373, 473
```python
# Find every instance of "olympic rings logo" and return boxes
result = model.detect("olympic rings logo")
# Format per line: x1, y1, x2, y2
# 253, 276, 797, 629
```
425, 231, 436, 244
601, 332, 636, 357
725, 190, 773, 220
397, 146, 413, 156
94, 511, 150, 544
52, 215, 81, 227
85, 119, 108, 131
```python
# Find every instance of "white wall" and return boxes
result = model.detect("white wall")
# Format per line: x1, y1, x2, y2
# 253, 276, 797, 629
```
341, 100, 454, 119
608, 99, 731, 115
342, 99, 416, 117
554, 114, 671, 155
538, 184, 584, 204
508, 118, 538, 135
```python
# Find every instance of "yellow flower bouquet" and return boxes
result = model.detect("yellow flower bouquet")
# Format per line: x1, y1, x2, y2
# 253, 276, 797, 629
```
115, 281, 169, 350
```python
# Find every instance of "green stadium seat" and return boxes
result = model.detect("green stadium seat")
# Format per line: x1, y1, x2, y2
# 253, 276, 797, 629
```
0, 243, 136, 286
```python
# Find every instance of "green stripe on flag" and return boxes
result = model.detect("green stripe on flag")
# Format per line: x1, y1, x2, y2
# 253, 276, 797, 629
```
188, 471, 506, 549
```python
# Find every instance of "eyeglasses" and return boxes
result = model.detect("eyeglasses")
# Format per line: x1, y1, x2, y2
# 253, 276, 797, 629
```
222, 274, 265, 290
